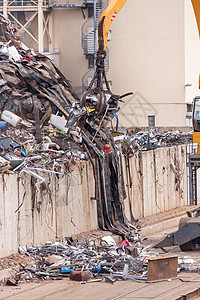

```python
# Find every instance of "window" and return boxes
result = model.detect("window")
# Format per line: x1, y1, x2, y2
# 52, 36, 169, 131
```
187, 104, 192, 113
88, 5, 94, 18
148, 116, 155, 127
88, 55, 94, 68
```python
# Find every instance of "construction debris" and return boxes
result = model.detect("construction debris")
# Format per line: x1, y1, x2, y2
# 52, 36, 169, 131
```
0, 14, 194, 290
0, 14, 86, 175
0, 13, 141, 241
0, 236, 162, 286
114, 129, 192, 154
1, 236, 200, 287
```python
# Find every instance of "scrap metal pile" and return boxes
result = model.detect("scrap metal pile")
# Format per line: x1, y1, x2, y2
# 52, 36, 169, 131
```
114, 129, 192, 154
0, 14, 137, 241
1, 236, 155, 285
2, 236, 197, 286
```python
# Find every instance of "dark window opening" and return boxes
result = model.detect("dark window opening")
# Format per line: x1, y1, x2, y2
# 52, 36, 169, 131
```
187, 104, 192, 113
148, 116, 155, 127
88, 55, 94, 68
88, 5, 94, 18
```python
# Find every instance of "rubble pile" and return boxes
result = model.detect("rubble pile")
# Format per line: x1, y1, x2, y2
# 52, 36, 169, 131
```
0, 14, 138, 241
0, 14, 87, 173
114, 129, 192, 154
178, 258, 200, 273
2, 237, 198, 286
0, 236, 157, 286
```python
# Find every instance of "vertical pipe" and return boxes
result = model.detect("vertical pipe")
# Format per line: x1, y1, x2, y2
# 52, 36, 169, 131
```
195, 167, 197, 205
38, 0, 44, 53
93, 0, 97, 72
49, 12, 53, 52
189, 158, 193, 205
3, 0, 8, 18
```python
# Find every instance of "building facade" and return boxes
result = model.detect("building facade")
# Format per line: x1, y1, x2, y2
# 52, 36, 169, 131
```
1, 0, 200, 128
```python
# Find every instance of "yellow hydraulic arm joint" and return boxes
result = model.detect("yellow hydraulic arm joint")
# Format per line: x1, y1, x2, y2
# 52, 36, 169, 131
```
191, 0, 200, 37
98, 0, 127, 51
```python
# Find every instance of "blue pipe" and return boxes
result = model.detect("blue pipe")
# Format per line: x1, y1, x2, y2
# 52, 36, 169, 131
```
112, 112, 119, 131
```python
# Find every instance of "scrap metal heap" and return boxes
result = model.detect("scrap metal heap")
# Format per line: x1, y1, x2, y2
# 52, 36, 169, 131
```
1, 235, 196, 285
0, 236, 154, 285
114, 129, 192, 154
0, 15, 138, 241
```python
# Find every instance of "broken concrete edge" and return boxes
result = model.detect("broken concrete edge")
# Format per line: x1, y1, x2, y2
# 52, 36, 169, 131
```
139, 205, 198, 237
140, 216, 182, 237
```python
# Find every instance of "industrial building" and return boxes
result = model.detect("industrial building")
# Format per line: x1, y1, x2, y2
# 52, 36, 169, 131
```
0, 1, 200, 298
0, 0, 199, 128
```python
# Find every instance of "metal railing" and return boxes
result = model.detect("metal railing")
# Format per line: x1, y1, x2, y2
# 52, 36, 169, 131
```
0, 0, 49, 7
81, 17, 95, 55
187, 143, 199, 157
48, 0, 85, 7
0, 0, 86, 8
81, 1, 103, 56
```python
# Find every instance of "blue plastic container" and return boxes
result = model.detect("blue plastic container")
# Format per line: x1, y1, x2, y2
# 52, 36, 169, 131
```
0, 121, 8, 132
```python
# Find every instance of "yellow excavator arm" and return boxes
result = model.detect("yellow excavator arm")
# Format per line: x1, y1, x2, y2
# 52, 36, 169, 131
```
80, 0, 132, 115
98, 0, 127, 51
191, 0, 200, 37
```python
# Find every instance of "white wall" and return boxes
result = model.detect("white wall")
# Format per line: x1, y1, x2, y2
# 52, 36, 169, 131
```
0, 145, 190, 258
0, 163, 97, 258
107, 0, 186, 127
50, 0, 200, 127
184, 0, 200, 103
123, 145, 188, 220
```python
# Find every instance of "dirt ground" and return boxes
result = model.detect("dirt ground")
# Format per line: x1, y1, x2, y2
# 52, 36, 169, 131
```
1, 227, 200, 300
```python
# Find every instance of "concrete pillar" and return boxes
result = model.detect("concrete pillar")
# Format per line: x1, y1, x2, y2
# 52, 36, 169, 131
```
49, 12, 53, 52
3, 0, 8, 18
38, 0, 44, 53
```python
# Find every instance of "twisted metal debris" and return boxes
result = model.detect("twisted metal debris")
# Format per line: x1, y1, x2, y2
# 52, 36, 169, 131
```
0, 14, 138, 241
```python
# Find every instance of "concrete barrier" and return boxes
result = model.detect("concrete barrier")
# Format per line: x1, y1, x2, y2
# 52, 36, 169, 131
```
123, 145, 188, 219
0, 145, 188, 258
0, 164, 98, 258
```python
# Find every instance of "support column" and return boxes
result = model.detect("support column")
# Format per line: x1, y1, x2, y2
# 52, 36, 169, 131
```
3, 0, 8, 18
48, 12, 53, 52
93, 0, 97, 72
38, 0, 44, 53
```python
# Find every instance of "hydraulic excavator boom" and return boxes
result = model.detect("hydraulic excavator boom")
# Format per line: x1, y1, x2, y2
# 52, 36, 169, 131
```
65, 0, 131, 144
98, 0, 127, 51
80, 0, 132, 116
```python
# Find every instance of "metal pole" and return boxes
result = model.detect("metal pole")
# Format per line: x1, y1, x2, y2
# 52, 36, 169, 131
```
94, 0, 97, 72
189, 157, 193, 205
38, 0, 44, 53
49, 12, 53, 52
3, 0, 8, 18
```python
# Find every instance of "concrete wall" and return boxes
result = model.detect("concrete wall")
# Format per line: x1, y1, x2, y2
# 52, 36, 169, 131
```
0, 145, 189, 258
184, 0, 200, 104
123, 145, 188, 219
109, 0, 186, 127
0, 163, 97, 258
52, 7, 88, 90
